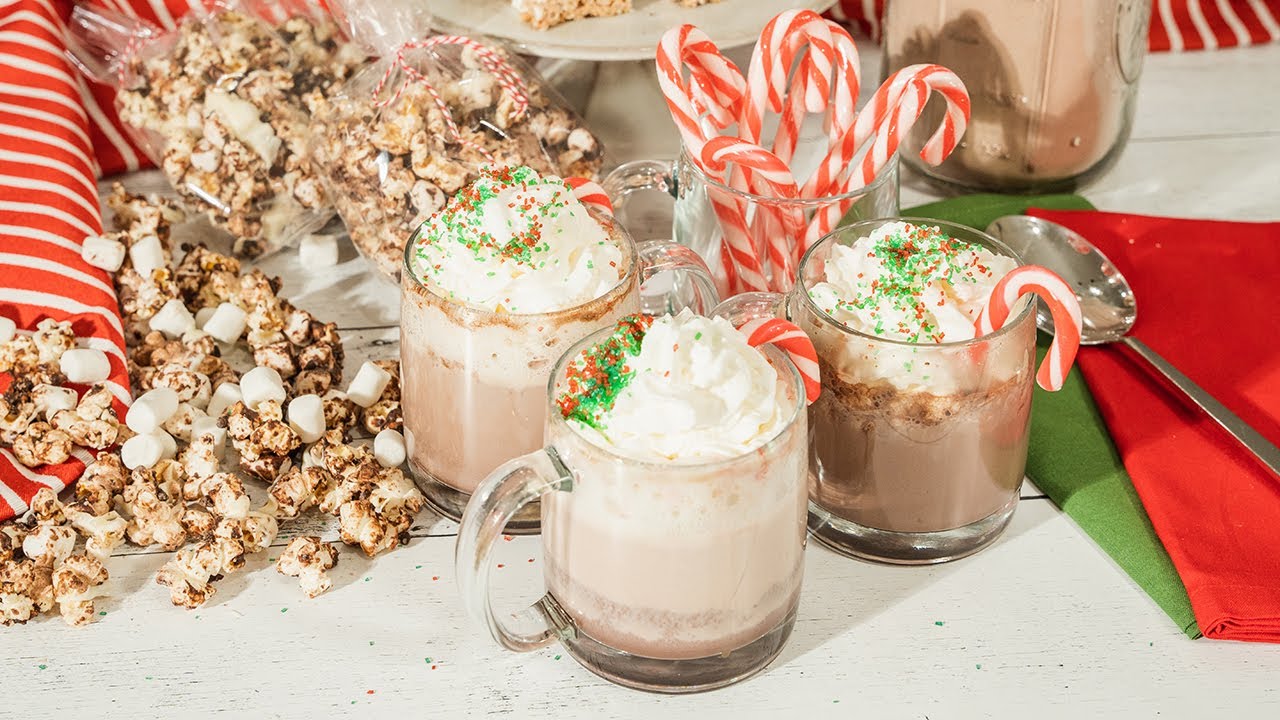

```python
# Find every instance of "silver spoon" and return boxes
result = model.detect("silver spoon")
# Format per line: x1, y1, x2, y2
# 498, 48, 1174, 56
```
987, 214, 1280, 478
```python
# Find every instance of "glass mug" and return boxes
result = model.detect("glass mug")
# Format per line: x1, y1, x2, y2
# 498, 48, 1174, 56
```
603, 151, 901, 295
884, 0, 1152, 192
400, 209, 718, 533
719, 218, 1036, 564
455, 318, 809, 693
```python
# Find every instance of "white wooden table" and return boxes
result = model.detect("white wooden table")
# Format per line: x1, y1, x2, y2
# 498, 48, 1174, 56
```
6, 42, 1280, 719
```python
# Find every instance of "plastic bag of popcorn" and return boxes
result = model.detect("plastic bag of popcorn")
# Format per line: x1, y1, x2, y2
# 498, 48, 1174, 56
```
67, 2, 365, 258
309, 0, 607, 281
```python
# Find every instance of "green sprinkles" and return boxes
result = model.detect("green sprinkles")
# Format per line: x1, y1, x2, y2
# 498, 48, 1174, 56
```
820, 222, 996, 343
280, 608, 288, 613
555, 314, 653, 428
37, 664, 47, 670
934, 621, 945, 626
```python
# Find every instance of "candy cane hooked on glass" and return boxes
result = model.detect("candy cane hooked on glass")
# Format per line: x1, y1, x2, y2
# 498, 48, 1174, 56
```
701, 137, 804, 292
738, 317, 821, 404
564, 177, 613, 216
974, 265, 1083, 392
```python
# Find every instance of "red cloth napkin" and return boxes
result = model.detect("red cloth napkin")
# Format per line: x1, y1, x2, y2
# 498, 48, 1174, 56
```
829, 0, 1280, 52
1026, 208, 1280, 643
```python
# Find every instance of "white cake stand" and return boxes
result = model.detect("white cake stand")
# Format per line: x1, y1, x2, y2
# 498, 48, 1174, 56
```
432, 0, 840, 61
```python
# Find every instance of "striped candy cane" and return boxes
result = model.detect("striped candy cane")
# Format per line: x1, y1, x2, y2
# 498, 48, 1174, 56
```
655, 24, 746, 155
564, 177, 612, 216
738, 317, 821, 404
701, 137, 804, 291
974, 265, 1083, 392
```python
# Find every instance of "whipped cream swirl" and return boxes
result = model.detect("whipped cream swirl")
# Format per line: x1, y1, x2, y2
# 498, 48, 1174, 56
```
560, 310, 790, 464
409, 165, 623, 314
808, 221, 1016, 344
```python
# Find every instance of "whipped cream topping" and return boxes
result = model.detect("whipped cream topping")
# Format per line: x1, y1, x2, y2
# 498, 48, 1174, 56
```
559, 310, 790, 464
409, 165, 623, 314
807, 221, 1016, 344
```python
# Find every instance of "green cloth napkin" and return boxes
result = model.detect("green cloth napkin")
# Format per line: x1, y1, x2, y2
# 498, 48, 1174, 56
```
899, 194, 1201, 638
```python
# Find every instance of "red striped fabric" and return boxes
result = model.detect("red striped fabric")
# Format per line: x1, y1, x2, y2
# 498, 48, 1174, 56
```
0, 0, 130, 520
828, 0, 1280, 52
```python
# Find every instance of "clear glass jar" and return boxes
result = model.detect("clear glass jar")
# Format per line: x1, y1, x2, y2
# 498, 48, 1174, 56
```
884, 0, 1152, 193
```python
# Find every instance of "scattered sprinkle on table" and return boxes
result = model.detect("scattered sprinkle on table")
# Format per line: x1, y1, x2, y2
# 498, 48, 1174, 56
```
976, 664, 983, 670
280, 608, 288, 613
554, 655, 561, 660
432, 576, 439, 581
935, 621, 945, 626
497, 564, 505, 569
98, 611, 107, 616
37, 664, 46, 670
366, 690, 375, 695
415, 565, 422, 569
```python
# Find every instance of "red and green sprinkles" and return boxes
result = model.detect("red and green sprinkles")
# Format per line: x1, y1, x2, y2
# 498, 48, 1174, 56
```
556, 314, 653, 428
829, 223, 994, 343
412, 164, 577, 285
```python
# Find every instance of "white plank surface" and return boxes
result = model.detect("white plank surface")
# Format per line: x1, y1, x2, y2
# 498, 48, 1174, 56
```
10, 40, 1280, 719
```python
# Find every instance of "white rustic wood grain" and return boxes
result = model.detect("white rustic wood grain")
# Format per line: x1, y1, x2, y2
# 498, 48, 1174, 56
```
12, 39, 1280, 720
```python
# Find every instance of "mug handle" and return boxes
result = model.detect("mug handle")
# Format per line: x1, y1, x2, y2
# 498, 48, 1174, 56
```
455, 447, 575, 652
710, 291, 786, 326
635, 239, 719, 315
602, 159, 677, 236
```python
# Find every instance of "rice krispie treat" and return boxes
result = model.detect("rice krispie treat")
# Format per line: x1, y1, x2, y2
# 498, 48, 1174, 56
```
513, 0, 720, 30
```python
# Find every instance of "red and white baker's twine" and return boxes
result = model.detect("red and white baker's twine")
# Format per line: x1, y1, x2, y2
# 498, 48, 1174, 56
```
371, 35, 531, 162
739, 317, 821, 404
655, 13, 971, 294
974, 265, 1083, 392
564, 177, 613, 216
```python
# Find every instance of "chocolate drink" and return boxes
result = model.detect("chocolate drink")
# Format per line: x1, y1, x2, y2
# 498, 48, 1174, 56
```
808, 365, 1033, 534
885, 0, 1150, 191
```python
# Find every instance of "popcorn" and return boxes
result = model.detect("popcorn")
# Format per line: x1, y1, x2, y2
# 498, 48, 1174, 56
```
367, 467, 424, 534
240, 366, 286, 409
162, 402, 207, 442
150, 365, 213, 408
373, 428, 406, 469
149, 298, 197, 338
11, 421, 73, 467
51, 554, 109, 626
287, 394, 325, 444
338, 499, 398, 557
21, 524, 76, 567
27, 487, 65, 525
81, 234, 127, 272
49, 384, 121, 450
202, 302, 248, 344
299, 234, 340, 267
180, 426, 224, 480
129, 234, 166, 277
346, 361, 391, 408
32, 319, 76, 365
126, 387, 180, 434
276, 536, 338, 598
0, 559, 54, 625
120, 470, 187, 551
76, 455, 128, 516
268, 466, 326, 519
191, 473, 251, 521
155, 539, 233, 609
181, 504, 217, 539
66, 507, 127, 561
60, 348, 111, 384
31, 384, 78, 420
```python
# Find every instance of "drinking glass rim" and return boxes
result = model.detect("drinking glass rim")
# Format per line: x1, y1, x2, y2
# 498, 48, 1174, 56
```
545, 322, 807, 472
679, 148, 899, 206
401, 207, 638, 319
795, 217, 1035, 349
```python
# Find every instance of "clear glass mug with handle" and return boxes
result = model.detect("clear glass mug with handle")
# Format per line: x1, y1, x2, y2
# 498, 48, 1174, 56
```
602, 150, 900, 295
454, 306, 810, 693
716, 218, 1036, 564
400, 207, 719, 534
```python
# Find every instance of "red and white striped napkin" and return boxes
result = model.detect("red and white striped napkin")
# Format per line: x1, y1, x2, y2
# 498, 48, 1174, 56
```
829, 0, 1280, 52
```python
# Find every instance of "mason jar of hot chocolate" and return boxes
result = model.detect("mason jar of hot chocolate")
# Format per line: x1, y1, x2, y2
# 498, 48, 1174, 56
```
884, 0, 1152, 193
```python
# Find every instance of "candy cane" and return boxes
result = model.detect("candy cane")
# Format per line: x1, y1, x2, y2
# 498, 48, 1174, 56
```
738, 317, 821, 404
974, 266, 1083, 392
564, 177, 612, 216
740, 9, 833, 146
701, 137, 804, 291
656, 24, 746, 155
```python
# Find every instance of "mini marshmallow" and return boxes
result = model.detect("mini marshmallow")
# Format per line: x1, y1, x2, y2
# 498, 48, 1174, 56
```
287, 394, 326, 444
181, 328, 210, 346
60, 348, 111, 384
81, 235, 126, 272
0, 316, 14, 344
121, 432, 165, 470
241, 366, 286, 410
299, 234, 340, 267
206, 382, 242, 418
129, 234, 165, 276
35, 386, 78, 419
125, 387, 180, 434
149, 299, 197, 339
373, 429, 406, 469
202, 302, 248, 344
194, 307, 217, 328
156, 428, 177, 460
346, 362, 391, 408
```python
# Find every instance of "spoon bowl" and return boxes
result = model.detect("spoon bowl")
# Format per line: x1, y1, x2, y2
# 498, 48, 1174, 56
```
986, 215, 1136, 345
986, 213, 1280, 479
